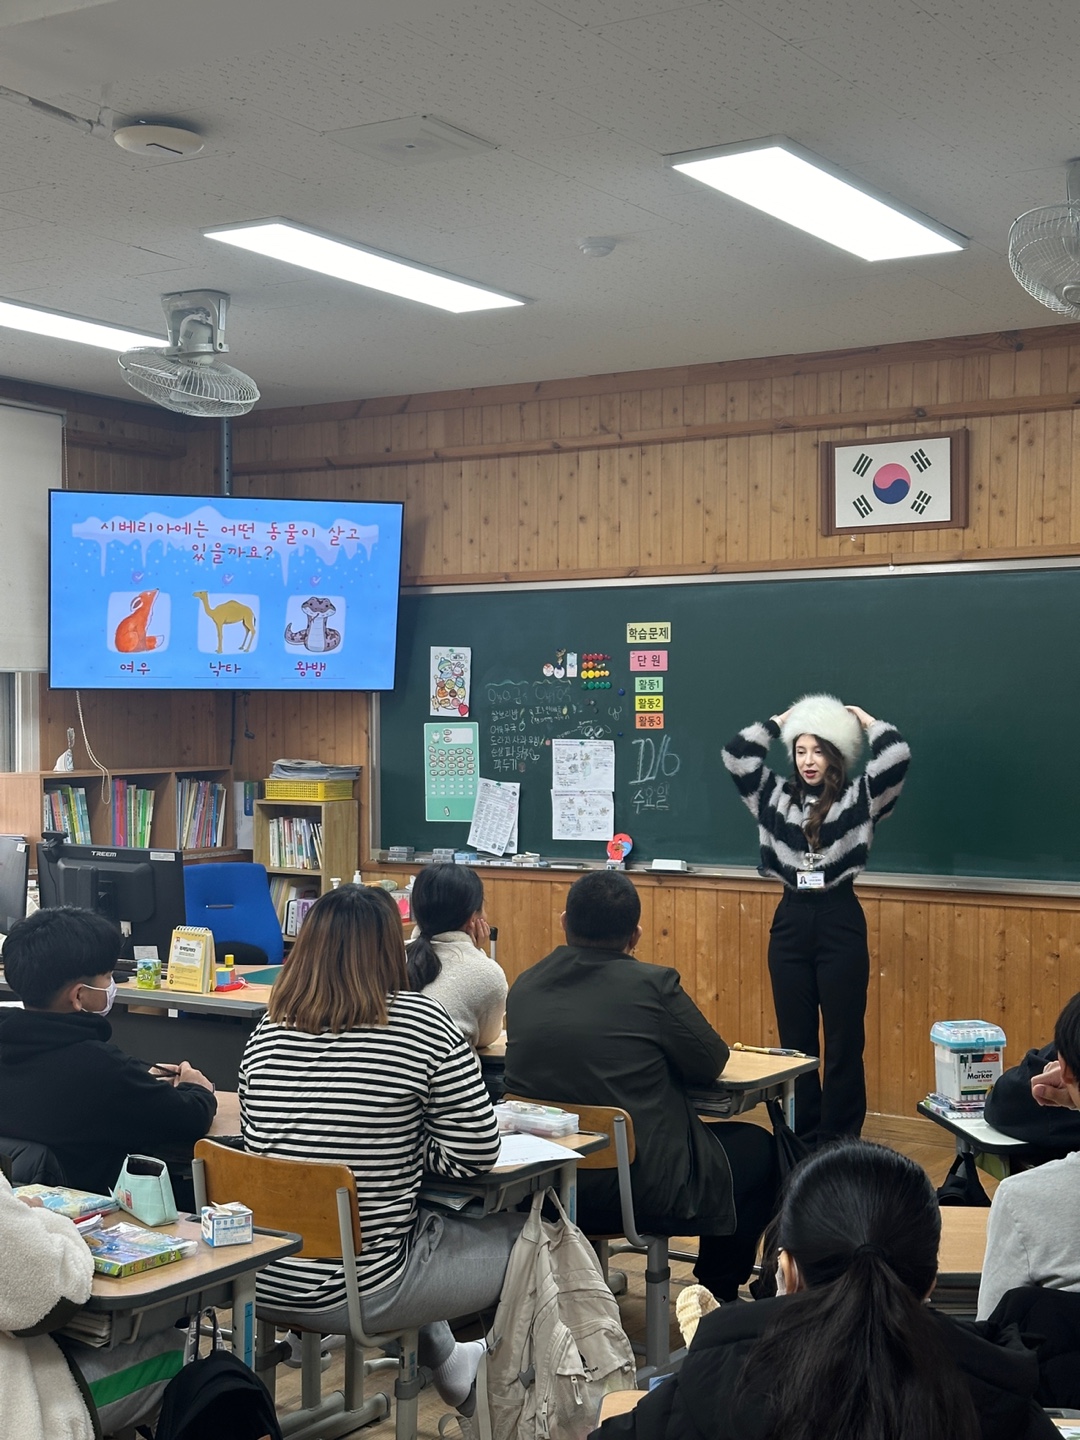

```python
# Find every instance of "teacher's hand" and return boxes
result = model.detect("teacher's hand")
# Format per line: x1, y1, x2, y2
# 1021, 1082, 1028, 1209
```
771, 708, 793, 726
845, 704, 876, 730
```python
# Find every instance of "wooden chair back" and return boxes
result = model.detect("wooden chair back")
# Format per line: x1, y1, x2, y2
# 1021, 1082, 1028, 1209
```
502, 1094, 635, 1169
194, 1139, 361, 1258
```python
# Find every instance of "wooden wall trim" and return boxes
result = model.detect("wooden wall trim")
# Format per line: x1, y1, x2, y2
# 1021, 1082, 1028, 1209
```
232, 389, 1080, 476
66, 430, 188, 459
0, 372, 204, 431
234, 320, 1080, 428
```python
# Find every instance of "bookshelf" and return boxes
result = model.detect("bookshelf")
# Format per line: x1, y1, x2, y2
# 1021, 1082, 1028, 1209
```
253, 798, 359, 940
0, 766, 234, 854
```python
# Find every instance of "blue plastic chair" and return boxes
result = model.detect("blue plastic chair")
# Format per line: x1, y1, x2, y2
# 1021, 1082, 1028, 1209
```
183, 862, 284, 966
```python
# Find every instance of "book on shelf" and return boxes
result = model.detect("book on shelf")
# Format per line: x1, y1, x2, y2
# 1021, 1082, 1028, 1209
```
285, 896, 317, 937
84, 1223, 194, 1278
269, 874, 320, 934
176, 778, 228, 849
267, 816, 323, 870
43, 785, 92, 844
111, 778, 155, 848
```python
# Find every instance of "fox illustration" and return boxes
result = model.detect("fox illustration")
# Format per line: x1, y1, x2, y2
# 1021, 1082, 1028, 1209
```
114, 590, 164, 653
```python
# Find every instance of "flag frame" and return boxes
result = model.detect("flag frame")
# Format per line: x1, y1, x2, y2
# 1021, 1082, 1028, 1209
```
820, 428, 969, 536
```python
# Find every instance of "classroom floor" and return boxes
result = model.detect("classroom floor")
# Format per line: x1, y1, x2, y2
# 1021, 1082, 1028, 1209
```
269, 1114, 981, 1438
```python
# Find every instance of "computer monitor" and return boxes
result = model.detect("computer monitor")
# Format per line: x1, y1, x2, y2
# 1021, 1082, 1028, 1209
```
0, 835, 29, 935
36, 841, 187, 961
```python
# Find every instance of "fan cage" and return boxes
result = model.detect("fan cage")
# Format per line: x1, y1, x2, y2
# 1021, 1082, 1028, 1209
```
1008, 203, 1080, 318
118, 350, 260, 417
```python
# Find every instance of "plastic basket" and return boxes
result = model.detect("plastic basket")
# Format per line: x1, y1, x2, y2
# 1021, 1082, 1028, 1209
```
263, 779, 355, 801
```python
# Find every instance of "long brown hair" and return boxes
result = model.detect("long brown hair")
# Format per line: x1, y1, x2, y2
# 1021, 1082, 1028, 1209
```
268, 884, 407, 1033
791, 733, 846, 851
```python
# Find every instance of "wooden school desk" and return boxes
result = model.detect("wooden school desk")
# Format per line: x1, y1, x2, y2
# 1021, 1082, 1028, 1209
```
692, 1050, 820, 1130
596, 1389, 648, 1422
916, 1100, 1038, 1179
932, 1207, 989, 1315
74, 1212, 301, 1367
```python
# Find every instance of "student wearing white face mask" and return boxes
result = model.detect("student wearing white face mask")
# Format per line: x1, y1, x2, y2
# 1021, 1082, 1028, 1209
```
0, 907, 216, 1194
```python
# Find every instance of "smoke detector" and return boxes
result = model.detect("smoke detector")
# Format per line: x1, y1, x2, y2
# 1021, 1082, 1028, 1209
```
113, 122, 205, 159
578, 236, 617, 258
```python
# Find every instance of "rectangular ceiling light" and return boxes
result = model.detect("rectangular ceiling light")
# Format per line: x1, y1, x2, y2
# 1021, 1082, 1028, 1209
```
667, 137, 966, 261
0, 299, 163, 350
203, 219, 527, 313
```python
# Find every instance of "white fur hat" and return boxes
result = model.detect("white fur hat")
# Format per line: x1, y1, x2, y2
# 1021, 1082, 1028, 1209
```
780, 693, 864, 770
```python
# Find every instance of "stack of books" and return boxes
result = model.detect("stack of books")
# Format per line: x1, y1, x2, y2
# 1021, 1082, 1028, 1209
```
922, 1091, 986, 1118
266, 816, 324, 870
84, 1223, 195, 1278
43, 785, 91, 844
15, 1184, 119, 1219
176, 778, 228, 849
111, 778, 155, 847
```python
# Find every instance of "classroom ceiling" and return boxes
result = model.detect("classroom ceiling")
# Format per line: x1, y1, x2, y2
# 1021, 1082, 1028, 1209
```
0, 0, 1078, 409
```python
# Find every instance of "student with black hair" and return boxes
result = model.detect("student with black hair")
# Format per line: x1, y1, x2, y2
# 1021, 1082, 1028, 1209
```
406, 864, 506, 1048
0, 907, 216, 1194
978, 989, 1080, 1318
593, 1141, 1056, 1440
723, 695, 910, 1140
504, 870, 779, 1303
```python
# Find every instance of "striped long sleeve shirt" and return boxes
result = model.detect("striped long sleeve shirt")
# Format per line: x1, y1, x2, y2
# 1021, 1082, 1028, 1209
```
239, 990, 500, 1313
721, 717, 910, 892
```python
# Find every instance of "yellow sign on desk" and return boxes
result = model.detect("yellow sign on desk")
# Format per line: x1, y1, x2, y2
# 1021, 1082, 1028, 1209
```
166, 926, 214, 993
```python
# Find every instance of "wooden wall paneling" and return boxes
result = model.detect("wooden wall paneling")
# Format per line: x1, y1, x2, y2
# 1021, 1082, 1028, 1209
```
725, 436, 749, 564
596, 449, 619, 570
988, 414, 1019, 550
639, 444, 660, 567
616, 445, 642, 569
682, 439, 706, 566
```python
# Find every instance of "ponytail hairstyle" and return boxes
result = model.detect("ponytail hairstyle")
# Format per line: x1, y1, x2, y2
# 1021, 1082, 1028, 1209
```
786, 733, 846, 851
740, 1141, 979, 1440
406, 864, 485, 992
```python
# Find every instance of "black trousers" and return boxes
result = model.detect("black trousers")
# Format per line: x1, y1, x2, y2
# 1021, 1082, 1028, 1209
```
693, 1121, 781, 1302
767, 880, 869, 1141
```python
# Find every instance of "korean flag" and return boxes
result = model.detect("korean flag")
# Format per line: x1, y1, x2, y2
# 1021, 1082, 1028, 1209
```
833, 436, 952, 528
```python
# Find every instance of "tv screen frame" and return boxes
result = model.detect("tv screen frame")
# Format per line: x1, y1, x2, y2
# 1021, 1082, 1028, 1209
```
48, 489, 404, 692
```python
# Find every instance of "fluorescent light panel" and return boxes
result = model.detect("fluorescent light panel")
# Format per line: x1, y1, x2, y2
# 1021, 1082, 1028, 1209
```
0, 299, 162, 350
203, 220, 526, 313
667, 138, 966, 261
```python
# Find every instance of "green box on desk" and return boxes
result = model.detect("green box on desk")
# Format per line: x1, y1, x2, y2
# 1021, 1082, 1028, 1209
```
201, 1201, 253, 1246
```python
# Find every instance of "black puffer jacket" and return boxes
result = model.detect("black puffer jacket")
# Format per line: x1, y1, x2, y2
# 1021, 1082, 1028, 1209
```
590, 1297, 1057, 1440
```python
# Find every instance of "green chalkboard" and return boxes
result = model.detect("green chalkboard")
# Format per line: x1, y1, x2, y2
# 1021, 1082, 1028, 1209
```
378, 565, 1079, 881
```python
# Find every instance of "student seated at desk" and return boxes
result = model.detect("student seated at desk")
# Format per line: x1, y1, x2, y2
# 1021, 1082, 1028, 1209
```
984, 1038, 1080, 1155
978, 990, 1080, 1319
406, 863, 507, 1048
1, 1170, 182, 1440
239, 883, 524, 1421
593, 1142, 1056, 1440
0, 907, 217, 1195
504, 870, 779, 1302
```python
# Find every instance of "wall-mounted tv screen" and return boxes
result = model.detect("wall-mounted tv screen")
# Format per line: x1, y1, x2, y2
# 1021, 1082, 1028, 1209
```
49, 491, 404, 691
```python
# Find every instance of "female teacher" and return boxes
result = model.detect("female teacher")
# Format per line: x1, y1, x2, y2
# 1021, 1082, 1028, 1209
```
722, 695, 910, 1142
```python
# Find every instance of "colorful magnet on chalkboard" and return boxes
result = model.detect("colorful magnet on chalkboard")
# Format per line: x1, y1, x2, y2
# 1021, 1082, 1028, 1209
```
618, 688, 625, 696
458, 702, 469, 716
611, 832, 633, 860
543, 663, 554, 676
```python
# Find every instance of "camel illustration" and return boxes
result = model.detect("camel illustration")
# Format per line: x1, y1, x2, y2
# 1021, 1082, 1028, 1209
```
193, 591, 257, 653
284, 596, 342, 653
115, 590, 164, 653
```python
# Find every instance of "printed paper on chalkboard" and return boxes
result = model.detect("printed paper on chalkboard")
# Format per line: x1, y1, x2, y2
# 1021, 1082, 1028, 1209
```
551, 790, 615, 842
468, 778, 519, 855
430, 646, 471, 717
551, 738, 615, 791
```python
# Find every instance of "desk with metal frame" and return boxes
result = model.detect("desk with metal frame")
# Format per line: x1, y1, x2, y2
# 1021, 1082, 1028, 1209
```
916, 1100, 1038, 1178
74, 1213, 301, 1367
691, 1050, 821, 1130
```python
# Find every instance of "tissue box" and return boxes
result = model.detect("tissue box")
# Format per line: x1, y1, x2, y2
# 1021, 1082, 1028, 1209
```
930, 1020, 1006, 1104
201, 1202, 253, 1246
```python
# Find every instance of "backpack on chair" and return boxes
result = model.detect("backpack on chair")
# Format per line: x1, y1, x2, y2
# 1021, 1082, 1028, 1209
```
152, 1310, 283, 1440
485, 1188, 636, 1440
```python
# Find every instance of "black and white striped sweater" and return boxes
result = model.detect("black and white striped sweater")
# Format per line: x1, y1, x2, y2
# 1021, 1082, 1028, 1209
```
239, 990, 499, 1313
721, 717, 910, 892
